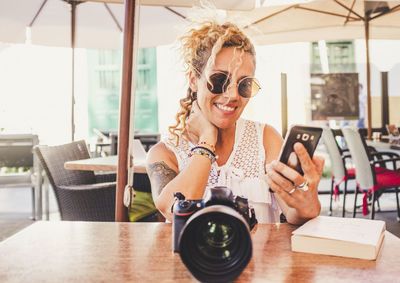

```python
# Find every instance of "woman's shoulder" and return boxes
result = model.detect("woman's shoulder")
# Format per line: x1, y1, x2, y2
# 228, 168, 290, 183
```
263, 124, 282, 140
261, 124, 284, 162
146, 141, 178, 166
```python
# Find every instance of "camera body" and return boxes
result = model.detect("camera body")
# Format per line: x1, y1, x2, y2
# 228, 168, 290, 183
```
172, 186, 257, 253
172, 195, 205, 252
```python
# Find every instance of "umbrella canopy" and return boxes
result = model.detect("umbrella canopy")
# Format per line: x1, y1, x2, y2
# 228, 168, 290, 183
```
235, 0, 400, 44
0, 0, 194, 49
229, 0, 400, 139
0, 0, 122, 49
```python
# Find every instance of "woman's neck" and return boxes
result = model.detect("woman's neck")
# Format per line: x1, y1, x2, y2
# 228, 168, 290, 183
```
217, 125, 235, 146
215, 122, 236, 166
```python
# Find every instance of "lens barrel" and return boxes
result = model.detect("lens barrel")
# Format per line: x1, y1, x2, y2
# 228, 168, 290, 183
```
178, 205, 252, 283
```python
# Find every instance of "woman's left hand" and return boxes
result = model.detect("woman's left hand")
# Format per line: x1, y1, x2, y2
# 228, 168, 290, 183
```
265, 142, 325, 220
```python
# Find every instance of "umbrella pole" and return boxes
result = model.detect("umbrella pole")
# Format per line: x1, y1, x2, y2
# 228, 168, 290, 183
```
71, 1, 76, 141
116, 0, 137, 222
365, 17, 372, 140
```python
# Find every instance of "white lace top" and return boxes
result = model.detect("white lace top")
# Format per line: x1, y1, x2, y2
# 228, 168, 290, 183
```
163, 118, 281, 223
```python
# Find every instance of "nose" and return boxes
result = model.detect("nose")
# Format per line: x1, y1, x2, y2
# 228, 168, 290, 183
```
222, 83, 240, 104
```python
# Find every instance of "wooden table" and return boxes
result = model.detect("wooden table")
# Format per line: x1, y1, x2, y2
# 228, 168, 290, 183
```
64, 155, 147, 174
1, 222, 399, 282
64, 139, 148, 173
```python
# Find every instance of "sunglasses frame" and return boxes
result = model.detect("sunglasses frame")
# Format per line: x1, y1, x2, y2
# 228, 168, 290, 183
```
205, 71, 261, 98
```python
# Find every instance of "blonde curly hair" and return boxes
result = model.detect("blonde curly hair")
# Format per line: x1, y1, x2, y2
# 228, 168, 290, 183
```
168, 20, 256, 145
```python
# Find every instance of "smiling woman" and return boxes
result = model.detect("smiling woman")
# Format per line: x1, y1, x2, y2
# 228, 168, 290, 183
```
145, 19, 324, 225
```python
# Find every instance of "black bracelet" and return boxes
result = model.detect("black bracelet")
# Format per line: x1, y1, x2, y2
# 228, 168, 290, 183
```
189, 146, 217, 163
191, 146, 216, 157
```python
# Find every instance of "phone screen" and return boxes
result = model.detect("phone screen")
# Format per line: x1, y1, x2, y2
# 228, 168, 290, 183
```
278, 125, 322, 175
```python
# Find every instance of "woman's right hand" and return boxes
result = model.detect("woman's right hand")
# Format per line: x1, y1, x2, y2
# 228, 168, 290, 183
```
186, 101, 218, 145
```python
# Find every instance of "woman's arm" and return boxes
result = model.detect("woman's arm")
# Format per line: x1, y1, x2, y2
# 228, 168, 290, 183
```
263, 125, 324, 225
146, 142, 214, 221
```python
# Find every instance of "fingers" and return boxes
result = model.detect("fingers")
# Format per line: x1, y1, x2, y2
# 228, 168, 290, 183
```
265, 163, 295, 192
293, 143, 315, 176
267, 142, 324, 221
267, 160, 304, 187
293, 142, 325, 178
312, 156, 325, 176
265, 171, 297, 207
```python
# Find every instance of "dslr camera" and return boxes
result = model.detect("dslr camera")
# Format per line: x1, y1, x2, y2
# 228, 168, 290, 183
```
172, 186, 257, 283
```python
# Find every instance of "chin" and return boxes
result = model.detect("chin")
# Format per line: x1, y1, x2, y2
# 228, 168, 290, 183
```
213, 118, 237, 129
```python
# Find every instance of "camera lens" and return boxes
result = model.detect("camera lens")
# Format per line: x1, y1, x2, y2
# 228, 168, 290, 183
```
198, 220, 235, 260
178, 205, 252, 283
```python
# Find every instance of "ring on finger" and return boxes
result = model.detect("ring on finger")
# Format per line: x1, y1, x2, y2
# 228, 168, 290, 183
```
295, 180, 309, 192
288, 187, 296, 194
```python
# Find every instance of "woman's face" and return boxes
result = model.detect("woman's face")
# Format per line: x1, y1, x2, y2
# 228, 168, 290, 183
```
192, 47, 256, 130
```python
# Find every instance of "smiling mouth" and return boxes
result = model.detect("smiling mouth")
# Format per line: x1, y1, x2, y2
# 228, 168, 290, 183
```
215, 103, 237, 112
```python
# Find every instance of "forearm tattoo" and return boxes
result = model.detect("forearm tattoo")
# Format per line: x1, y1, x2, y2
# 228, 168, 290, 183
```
147, 161, 178, 196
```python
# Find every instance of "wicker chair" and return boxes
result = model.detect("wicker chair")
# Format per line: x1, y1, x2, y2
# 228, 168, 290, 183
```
34, 140, 116, 221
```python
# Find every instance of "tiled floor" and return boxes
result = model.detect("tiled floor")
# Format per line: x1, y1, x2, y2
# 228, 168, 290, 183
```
1, 179, 399, 242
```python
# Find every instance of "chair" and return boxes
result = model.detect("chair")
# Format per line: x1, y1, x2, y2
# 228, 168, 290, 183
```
34, 140, 116, 221
322, 127, 355, 217
358, 127, 388, 138
109, 132, 161, 153
342, 126, 400, 220
0, 134, 39, 219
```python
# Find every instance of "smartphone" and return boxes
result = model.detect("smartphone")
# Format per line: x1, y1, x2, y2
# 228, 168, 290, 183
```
278, 125, 322, 175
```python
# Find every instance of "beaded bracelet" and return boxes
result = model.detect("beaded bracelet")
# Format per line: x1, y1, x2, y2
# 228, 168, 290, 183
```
189, 146, 218, 163
198, 141, 216, 153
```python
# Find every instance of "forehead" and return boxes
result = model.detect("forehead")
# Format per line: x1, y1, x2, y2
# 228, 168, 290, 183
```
208, 47, 255, 77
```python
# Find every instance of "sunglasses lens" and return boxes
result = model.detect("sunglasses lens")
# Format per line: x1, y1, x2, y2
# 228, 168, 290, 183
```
238, 78, 261, 98
207, 73, 230, 94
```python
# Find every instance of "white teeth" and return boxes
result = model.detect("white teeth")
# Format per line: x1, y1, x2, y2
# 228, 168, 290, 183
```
216, 104, 235, 111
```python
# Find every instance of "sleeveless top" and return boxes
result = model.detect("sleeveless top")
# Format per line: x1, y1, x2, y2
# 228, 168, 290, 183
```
163, 118, 281, 223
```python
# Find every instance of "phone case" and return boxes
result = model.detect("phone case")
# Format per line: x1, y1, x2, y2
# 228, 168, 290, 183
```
278, 125, 322, 175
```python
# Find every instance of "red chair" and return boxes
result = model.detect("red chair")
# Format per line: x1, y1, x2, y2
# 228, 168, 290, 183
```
342, 127, 400, 221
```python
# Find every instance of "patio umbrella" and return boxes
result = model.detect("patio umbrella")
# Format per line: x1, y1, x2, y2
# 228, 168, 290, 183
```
229, 0, 400, 139
0, 0, 190, 141
0, 0, 125, 141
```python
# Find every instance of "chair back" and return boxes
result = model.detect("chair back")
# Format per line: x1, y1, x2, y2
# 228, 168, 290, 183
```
34, 140, 116, 221
358, 127, 388, 138
322, 127, 346, 181
0, 134, 38, 168
0, 134, 39, 189
34, 140, 96, 188
342, 127, 374, 189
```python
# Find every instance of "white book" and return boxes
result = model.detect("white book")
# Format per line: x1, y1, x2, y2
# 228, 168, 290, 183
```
291, 216, 386, 260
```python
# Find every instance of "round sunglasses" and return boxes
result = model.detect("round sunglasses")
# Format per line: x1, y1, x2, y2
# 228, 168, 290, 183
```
206, 72, 261, 98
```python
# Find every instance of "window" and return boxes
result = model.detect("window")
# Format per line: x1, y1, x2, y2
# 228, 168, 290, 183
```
310, 41, 356, 73
87, 48, 159, 136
